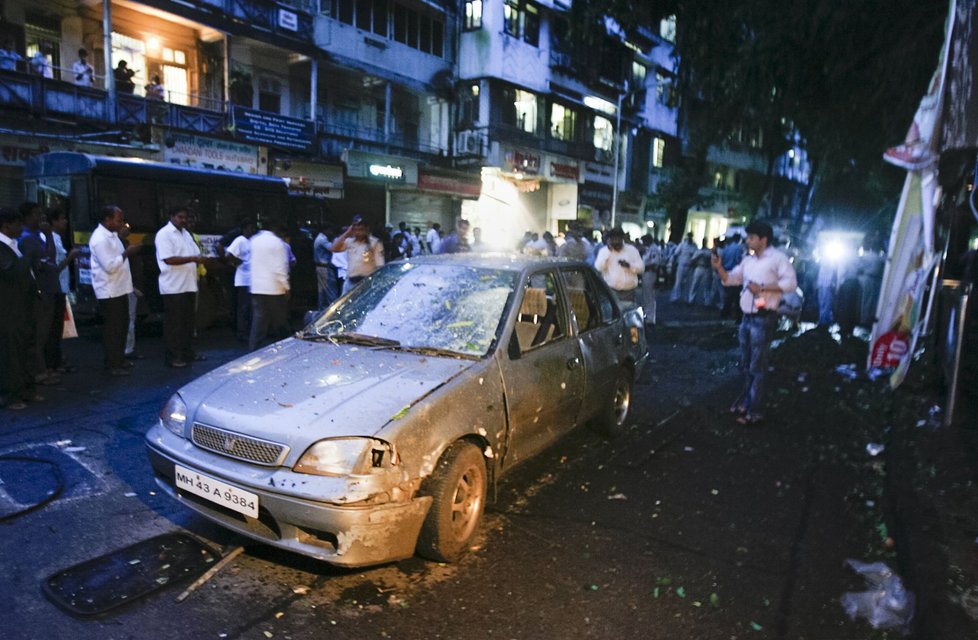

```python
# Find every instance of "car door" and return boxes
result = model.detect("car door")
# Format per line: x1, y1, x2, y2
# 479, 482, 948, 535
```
501, 269, 585, 466
561, 267, 625, 422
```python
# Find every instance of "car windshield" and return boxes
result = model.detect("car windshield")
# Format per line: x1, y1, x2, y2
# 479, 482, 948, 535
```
303, 262, 518, 357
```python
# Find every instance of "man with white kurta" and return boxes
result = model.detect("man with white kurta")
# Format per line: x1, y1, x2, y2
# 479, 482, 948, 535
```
90, 206, 141, 375
248, 222, 291, 351
155, 206, 205, 368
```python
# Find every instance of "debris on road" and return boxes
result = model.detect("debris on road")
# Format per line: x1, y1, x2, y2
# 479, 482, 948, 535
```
841, 559, 914, 631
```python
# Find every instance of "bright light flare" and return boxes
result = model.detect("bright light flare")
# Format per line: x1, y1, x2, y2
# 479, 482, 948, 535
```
822, 240, 847, 263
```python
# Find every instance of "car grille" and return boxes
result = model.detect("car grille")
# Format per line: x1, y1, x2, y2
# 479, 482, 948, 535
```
191, 423, 288, 466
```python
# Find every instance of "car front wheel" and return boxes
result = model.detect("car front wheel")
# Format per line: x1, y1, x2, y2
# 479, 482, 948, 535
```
591, 367, 633, 437
416, 441, 487, 563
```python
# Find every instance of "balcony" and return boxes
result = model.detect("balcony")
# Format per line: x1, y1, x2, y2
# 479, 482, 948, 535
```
0, 69, 447, 160
318, 118, 444, 161
0, 71, 228, 136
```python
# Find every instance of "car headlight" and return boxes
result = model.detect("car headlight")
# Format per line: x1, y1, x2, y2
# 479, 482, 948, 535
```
159, 394, 188, 437
294, 438, 390, 476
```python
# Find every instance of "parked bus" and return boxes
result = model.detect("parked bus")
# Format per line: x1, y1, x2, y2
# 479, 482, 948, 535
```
24, 152, 322, 322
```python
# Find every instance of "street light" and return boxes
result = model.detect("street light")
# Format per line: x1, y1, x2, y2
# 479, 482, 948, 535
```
611, 82, 629, 229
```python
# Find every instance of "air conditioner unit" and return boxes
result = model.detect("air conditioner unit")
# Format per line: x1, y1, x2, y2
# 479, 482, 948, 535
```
457, 131, 480, 155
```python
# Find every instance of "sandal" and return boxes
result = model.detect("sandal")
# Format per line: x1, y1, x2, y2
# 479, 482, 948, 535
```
736, 414, 763, 425
729, 404, 746, 415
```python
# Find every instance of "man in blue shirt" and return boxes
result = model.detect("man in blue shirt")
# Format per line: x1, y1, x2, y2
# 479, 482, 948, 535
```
313, 225, 338, 310
720, 234, 746, 321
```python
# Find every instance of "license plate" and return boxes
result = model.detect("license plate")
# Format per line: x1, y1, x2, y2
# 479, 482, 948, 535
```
174, 465, 259, 518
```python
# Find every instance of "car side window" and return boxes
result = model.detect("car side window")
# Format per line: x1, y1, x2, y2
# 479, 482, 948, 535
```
590, 273, 617, 324
563, 268, 616, 331
515, 271, 566, 352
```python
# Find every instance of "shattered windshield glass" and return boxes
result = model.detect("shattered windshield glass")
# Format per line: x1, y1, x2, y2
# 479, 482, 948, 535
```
305, 262, 517, 357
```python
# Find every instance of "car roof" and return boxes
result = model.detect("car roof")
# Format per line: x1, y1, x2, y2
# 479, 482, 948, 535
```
397, 252, 588, 273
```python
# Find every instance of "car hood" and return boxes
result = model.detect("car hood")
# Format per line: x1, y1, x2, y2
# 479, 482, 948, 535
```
180, 338, 473, 450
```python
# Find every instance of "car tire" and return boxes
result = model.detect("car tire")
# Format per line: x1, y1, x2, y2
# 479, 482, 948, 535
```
590, 367, 633, 438
416, 441, 487, 563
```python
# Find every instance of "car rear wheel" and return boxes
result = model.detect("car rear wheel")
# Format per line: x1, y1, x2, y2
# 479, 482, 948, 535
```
416, 441, 487, 563
590, 367, 633, 437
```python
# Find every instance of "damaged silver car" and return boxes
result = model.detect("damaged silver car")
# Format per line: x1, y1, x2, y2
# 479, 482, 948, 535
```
146, 254, 648, 567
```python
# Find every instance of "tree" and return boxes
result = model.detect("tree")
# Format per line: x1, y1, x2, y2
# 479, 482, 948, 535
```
567, 0, 949, 232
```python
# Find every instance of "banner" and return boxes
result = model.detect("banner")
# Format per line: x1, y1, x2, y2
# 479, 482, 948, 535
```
870, 0, 956, 386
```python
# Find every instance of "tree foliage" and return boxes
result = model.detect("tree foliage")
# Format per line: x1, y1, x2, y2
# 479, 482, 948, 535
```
569, 0, 949, 230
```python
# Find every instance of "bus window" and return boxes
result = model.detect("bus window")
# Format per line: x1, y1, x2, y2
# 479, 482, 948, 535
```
160, 185, 204, 228
212, 190, 250, 234
96, 177, 158, 232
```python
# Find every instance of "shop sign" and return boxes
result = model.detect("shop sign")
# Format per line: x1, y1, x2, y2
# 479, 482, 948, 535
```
583, 161, 615, 186
504, 148, 541, 175
164, 133, 259, 174
343, 149, 418, 185
579, 182, 613, 208
278, 8, 298, 31
231, 107, 314, 152
547, 159, 580, 183
417, 169, 482, 199
274, 159, 344, 199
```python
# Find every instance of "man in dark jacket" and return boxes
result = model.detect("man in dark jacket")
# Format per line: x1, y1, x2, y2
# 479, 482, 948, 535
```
0, 207, 39, 410
18, 202, 61, 386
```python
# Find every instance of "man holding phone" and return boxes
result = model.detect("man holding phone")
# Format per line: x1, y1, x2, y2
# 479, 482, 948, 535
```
594, 227, 644, 304
711, 220, 796, 425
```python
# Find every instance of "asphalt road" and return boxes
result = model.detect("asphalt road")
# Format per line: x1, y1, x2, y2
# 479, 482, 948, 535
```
0, 302, 972, 640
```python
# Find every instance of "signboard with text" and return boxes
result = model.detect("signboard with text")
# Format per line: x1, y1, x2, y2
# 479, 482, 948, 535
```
163, 133, 260, 174
231, 107, 314, 152
274, 159, 344, 199
342, 149, 418, 185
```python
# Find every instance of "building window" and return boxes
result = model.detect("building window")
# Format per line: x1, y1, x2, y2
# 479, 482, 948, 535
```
524, 4, 540, 46
631, 61, 647, 87
464, 0, 483, 30
504, 0, 539, 46
655, 71, 675, 107
593, 115, 613, 152
550, 103, 577, 142
259, 77, 281, 113
337, 0, 442, 56
459, 84, 480, 125
653, 137, 665, 168
660, 15, 676, 43
502, 87, 539, 134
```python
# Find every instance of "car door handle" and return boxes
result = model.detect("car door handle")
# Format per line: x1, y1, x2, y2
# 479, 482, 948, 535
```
566, 357, 581, 369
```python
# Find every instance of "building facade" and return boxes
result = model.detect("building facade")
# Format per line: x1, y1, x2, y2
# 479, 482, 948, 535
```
0, 0, 701, 246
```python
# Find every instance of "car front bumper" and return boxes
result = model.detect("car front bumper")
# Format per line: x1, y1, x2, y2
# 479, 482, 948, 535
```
145, 427, 431, 568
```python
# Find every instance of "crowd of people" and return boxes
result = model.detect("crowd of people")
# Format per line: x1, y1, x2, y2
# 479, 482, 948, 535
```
2, 202, 879, 425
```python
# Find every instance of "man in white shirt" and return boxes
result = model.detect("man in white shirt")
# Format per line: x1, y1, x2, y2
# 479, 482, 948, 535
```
425, 223, 441, 255
594, 228, 645, 304
248, 222, 291, 351
155, 206, 205, 368
331, 216, 384, 295
670, 232, 698, 302
72, 48, 94, 87
225, 219, 257, 341
712, 219, 797, 425
89, 206, 140, 375
29, 47, 52, 78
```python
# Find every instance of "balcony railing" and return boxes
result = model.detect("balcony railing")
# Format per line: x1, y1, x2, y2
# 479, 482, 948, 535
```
0, 69, 446, 159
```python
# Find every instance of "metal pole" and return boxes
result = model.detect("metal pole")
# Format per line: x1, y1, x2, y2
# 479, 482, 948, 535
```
945, 284, 970, 426
611, 91, 622, 229
310, 57, 318, 130
102, 0, 115, 122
